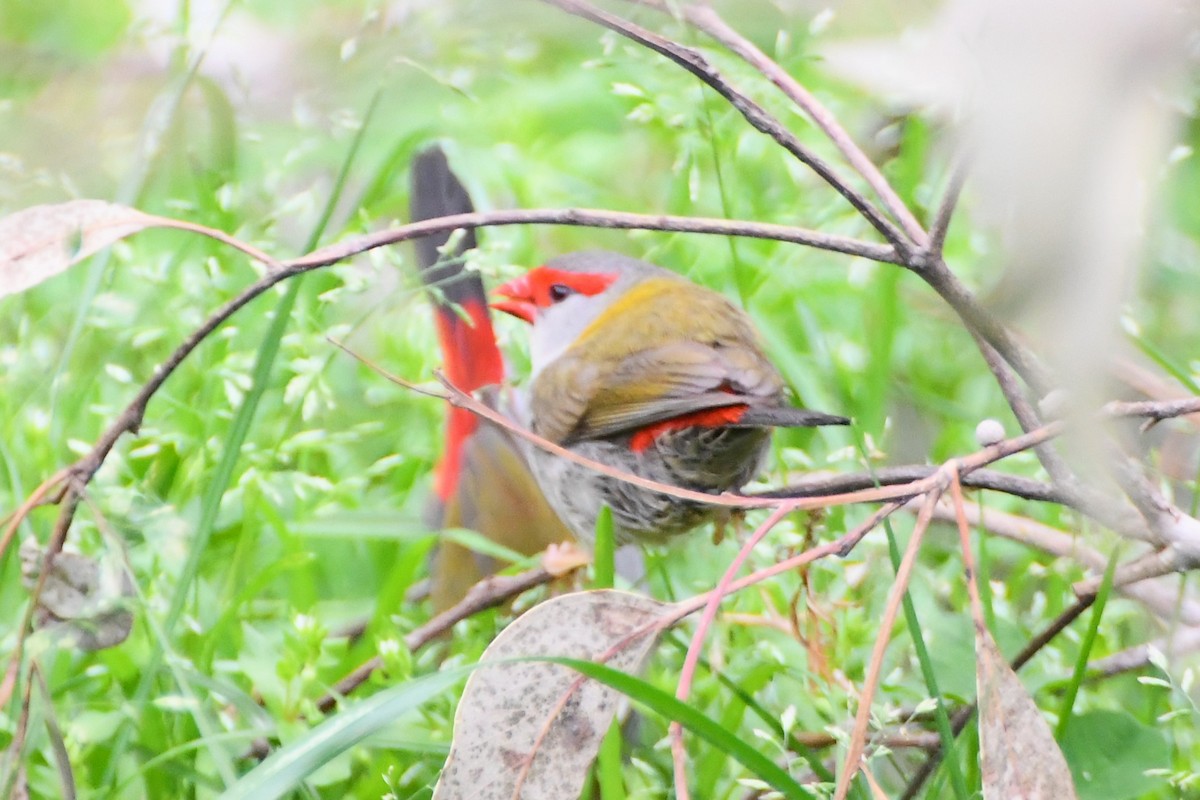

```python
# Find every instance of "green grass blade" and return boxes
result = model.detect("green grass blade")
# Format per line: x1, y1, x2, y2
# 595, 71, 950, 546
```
662, 634, 834, 783
165, 279, 300, 635
1056, 548, 1119, 740
101, 278, 304, 791
884, 521, 970, 800
597, 719, 626, 800
106, 81, 388, 787
594, 505, 615, 589
219, 666, 471, 800
545, 657, 816, 800
1127, 331, 1200, 394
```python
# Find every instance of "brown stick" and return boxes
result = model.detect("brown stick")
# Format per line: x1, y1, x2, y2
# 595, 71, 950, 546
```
315, 564, 570, 714
835, 473, 947, 799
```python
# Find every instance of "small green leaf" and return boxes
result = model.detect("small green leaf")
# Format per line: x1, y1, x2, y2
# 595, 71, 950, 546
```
220, 666, 471, 800
594, 505, 615, 589
547, 657, 815, 800
1060, 710, 1170, 800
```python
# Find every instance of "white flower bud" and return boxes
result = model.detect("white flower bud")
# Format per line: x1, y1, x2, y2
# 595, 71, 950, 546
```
975, 418, 1006, 447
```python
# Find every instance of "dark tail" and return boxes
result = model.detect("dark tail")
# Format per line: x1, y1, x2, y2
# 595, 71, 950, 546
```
410, 145, 504, 501
734, 407, 850, 429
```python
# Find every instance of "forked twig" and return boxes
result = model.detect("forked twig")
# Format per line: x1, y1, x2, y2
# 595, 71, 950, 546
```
541, 0, 912, 252
632, 0, 929, 245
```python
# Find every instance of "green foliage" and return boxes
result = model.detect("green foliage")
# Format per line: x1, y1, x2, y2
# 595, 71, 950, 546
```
1060, 710, 1171, 800
1, 1, 1199, 799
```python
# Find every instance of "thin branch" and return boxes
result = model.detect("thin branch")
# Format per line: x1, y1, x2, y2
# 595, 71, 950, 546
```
541, 0, 912, 252
1108, 457, 1200, 560
899, 597, 1096, 799
7, 205, 897, 575
928, 498, 1200, 624
972, 333, 1073, 484
1111, 357, 1200, 428
759, 465, 1067, 504
638, 0, 929, 246
553, 0, 1057, 399
1086, 624, 1200, 678
423, 364, 1072, 513
317, 562, 571, 714
0, 468, 69, 564
33, 664, 76, 800
1073, 546, 1185, 597
928, 159, 967, 257
672, 501, 799, 799
293, 207, 900, 270
835, 478, 946, 800
1106, 396, 1200, 422
920, 257, 1053, 393
971, 332, 1154, 541
0, 488, 81, 709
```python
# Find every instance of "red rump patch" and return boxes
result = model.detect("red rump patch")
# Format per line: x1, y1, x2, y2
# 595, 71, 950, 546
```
433, 298, 504, 500
629, 405, 749, 453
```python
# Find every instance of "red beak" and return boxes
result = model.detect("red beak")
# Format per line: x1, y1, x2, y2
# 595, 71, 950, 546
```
491, 276, 537, 324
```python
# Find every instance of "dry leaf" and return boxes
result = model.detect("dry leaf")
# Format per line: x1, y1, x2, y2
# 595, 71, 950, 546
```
0, 200, 159, 298
977, 627, 1078, 800
20, 538, 134, 651
433, 590, 672, 800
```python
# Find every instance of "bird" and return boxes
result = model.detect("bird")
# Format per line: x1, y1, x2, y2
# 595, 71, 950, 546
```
491, 252, 849, 544
409, 146, 575, 611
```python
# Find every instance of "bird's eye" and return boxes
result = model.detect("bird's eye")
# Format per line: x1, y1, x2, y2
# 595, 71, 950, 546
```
548, 283, 574, 303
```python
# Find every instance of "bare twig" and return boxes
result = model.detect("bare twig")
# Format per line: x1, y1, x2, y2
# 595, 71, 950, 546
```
1073, 546, 1186, 597
1, 488, 81, 709
0, 657, 35, 799
293, 207, 899, 270
1086, 625, 1200, 678
899, 597, 1096, 799
928, 498, 1200, 624
835, 471, 947, 799
1106, 396, 1200, 422
558, 1, 1054, 393
316, 562, 571, 715
950, 471, 986, 629
33, 664, 76, 800
920, 256, 1054, 393
928, 160, 967, 257
0, 468, 69, 564
759, 465, 1067, 504
672, 501, 799, 799
541, 0, 912, 252
1112, 357, 1200, 428
634, 0, 928, 245
972, 333, 1073, 484
1107, 457, 1200, 561
5, 205, 898, 571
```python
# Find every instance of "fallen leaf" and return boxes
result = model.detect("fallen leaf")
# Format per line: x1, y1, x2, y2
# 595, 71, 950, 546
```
977, 626, 1077, 799
0, 200, 160, 298
20, 538, 134, 651
433, 590, 673, 800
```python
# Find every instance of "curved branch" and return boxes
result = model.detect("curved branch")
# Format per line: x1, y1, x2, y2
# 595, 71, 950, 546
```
637, 0, 929, 246
541, 0, 912, 252
291, 207, 900, 269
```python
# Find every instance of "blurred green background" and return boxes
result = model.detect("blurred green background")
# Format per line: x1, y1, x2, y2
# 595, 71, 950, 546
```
2, 0, 1199, 797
